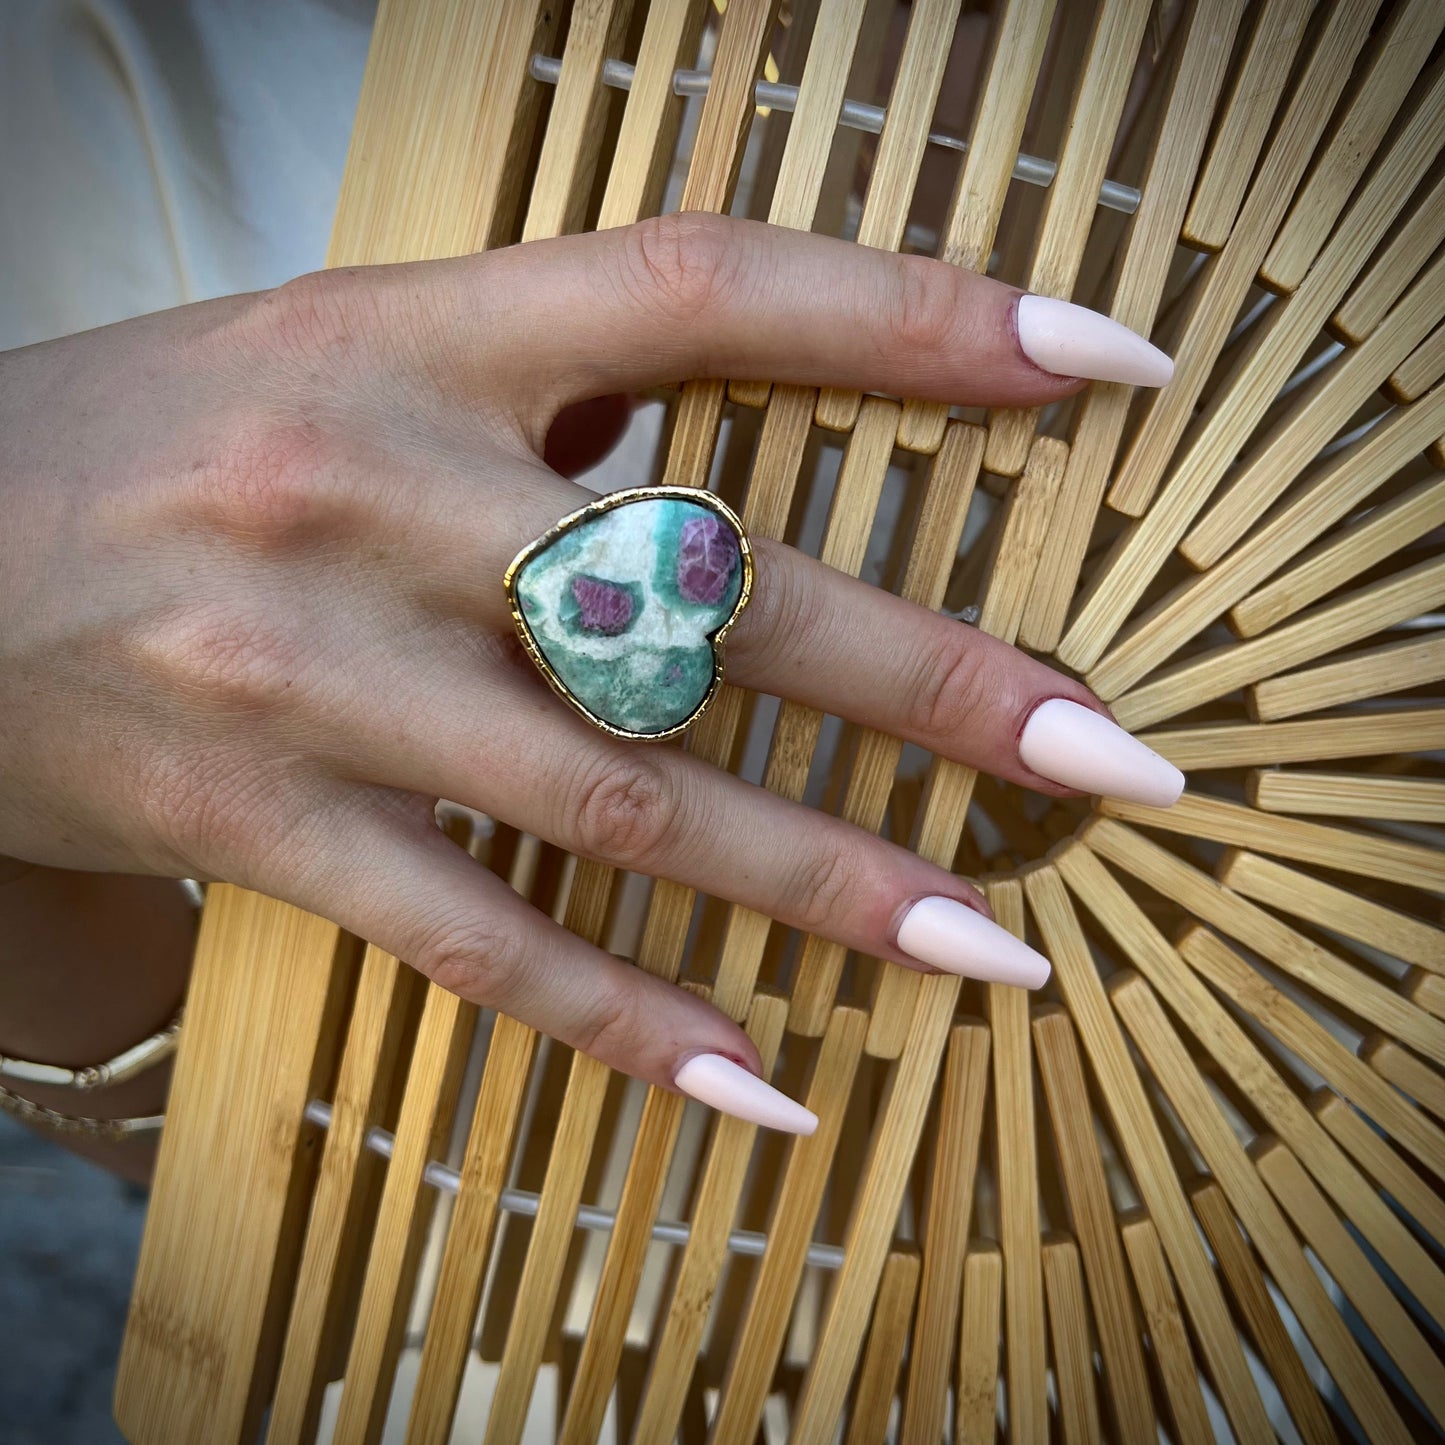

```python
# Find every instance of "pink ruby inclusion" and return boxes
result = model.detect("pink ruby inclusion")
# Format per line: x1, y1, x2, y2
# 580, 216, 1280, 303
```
570, 575, 634, 634
676, 513, 738, 605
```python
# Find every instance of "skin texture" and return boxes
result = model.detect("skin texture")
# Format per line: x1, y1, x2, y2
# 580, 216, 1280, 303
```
1, 215, 1127, 1165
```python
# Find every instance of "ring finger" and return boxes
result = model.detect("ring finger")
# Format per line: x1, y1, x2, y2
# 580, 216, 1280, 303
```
355, 653, 1051, 990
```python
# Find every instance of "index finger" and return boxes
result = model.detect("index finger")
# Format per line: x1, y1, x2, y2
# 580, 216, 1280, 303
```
409, 214, 1174, 411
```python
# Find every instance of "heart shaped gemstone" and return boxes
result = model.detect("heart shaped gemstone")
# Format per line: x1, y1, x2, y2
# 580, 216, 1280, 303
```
508, 489, 749, 737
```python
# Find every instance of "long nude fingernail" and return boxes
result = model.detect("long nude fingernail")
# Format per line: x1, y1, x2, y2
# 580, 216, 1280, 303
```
673, 1053, 818, 1135
896, 896, 1051, 988
1016, 295, 1174, 386
1020, 698, 1184, 807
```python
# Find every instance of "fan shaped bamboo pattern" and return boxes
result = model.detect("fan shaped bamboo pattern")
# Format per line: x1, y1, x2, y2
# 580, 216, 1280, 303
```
116, 1, 1445, 1442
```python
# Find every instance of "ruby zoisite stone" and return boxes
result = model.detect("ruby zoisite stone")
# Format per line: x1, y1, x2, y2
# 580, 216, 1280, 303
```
676, 512, 740, 605
570, 574, 635, 634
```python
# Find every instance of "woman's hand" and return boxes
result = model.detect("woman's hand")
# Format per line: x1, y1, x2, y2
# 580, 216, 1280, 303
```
0, 214, 1178, 1130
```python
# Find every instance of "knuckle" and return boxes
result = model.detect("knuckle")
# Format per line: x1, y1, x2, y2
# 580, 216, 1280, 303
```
252, 267, 371, 366
574, 985, 645, 1062
413, 917, 527, 1004
727, 546, 823, 668
909, 634, 989, 741
884, 258, 963, 361
620, 213, 739, 326
188, 418, 339, 548
572, 753, 679, 866
787, 841, 859, 936
130, 605, 305, 717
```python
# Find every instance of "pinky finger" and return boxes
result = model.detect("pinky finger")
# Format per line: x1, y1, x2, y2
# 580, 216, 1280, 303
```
253, 788, 817, 1134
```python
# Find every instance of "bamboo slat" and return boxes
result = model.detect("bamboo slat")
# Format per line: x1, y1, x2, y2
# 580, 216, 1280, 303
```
1085, 386, 1445, 698
1032, 1008, 1155, 1445
1024, 867, 1273, 1443
1254, 1138, 1445, 1431
1017, 0, 1246, 648
1058, 0, 1380, 656
1138, 709, 1445, 770
1100, 790, 1445, 896
1309, 1087, 1445, 1246
330, 0, 560, 264
330, 987, 474, 1445
1086, 813, 1445, 1059
1183, 249, 1445, 570
1109, 974, 1412, 1444
1112, 551, 1445, 733
1332, 166, 1445, 345
403, 1015, 537, 1445
1390, 320, 1445, 403
267, 948, 420, 1445
897, 0, 1058, 454
594, 0, 708, 229
982, 883, 1047, 1445
814, 0, 964, 433
983, 0, 1155, 477
1117, 1212, 1214, 1445
1216, 850, 1445, 974
709, 1005, 867, 1442
1085, 820, 1445, 1062
1180, 923, 1445, 1184
1190, 1181, 1340, 1445
729, 0, 871, 410
956, 1243, 1003, 1445
791, 1015, 988, 1441
843, 1250, 920, 1445
1061, 835, 1445, 1314
1362, 1034, 1445, 1121
788, 415, 980, 1036
1181, 0, 1313, 251
520, 0, 635, 241
867, 434, 1065, 1056
1262, 0, 1445, 293
116, 894, 349, 1445
1232, 473, 1445, 637
631, 993, 789, 1444
1248, 767, 1445, 823
1041, 1234, 1102, 1445
900, 926, 1001, 1445
1249, 630, 1445, 722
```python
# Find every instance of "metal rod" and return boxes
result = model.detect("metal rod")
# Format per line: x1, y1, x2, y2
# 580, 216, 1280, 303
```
529, 53, 1142, 215
303, 1098, 848, 1269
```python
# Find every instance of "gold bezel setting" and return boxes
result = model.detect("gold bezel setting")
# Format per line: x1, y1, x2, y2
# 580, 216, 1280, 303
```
503, 485, 754, 741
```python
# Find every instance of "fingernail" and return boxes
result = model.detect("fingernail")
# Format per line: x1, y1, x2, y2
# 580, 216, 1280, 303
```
1020, 698, 1184, 807
896, 896, 1051, 988
1015, 295, 1174, 387
673, 1053, 818, 1135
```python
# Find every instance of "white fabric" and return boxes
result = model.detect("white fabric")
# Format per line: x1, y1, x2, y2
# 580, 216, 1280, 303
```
1, 0, 375, 349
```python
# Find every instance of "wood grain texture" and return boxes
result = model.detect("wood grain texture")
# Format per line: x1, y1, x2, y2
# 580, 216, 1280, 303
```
1032, 1008, 1155, 1445
956, 1243, 1004, 1445
117, 892, 350, 1445
1024, 867, 1272, 1443
1042, 1233, 1102, 1445
268, 947, 420, 1445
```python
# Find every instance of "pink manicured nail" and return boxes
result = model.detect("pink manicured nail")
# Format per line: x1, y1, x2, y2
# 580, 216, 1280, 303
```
1016, 295, 1174, 387
896, 897, 1051, 988
673, 1053, 818, 1135
1020, 698, 1184, 807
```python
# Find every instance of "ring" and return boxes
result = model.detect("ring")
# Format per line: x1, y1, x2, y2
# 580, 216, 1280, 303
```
504, 485, 753, 740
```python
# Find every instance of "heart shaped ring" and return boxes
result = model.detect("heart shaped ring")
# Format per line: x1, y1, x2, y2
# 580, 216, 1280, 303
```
504, 486, 753, 740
